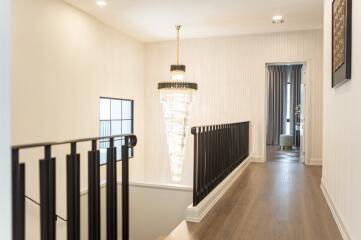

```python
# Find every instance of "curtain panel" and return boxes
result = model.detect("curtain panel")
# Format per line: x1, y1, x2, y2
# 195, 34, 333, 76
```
266, 66, 288, 145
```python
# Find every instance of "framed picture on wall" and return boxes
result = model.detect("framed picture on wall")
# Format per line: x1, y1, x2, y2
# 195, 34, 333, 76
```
332, 0, 352, 88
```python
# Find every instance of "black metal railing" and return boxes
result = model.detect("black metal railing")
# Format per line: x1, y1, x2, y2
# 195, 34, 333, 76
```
12, 134, 137, 240
191, 122, 249, 206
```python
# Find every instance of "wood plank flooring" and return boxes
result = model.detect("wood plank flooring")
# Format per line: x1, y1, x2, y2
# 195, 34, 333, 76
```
165, 160, 342, 240
267, 145, 300, 163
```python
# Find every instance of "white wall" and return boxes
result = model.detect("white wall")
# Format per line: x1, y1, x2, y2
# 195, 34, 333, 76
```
145, 30, 324, 185
11, 0, 145, 238
12, 0, 145, 181
126, 182, 191, 240
12, 0, 146, 183
78, 182, 191, 240
322, 0, 361, 239
0, 0, 12, 238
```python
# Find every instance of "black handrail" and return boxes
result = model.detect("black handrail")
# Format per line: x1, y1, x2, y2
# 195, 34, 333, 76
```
12, 133, 137, 150
191, 122, 249, 206
12, 134, 137, 240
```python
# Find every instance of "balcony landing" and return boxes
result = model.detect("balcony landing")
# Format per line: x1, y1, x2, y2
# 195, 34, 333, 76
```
165, 161, 342, 240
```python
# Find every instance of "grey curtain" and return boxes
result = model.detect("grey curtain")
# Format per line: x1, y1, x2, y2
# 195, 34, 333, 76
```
290, 65, 303, 145
266, 66, 288, 145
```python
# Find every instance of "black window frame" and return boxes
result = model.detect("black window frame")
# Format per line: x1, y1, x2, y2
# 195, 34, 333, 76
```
99, 96, 134, 165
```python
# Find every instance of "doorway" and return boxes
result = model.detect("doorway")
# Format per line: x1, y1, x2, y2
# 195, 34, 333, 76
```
265, 63, 306, 162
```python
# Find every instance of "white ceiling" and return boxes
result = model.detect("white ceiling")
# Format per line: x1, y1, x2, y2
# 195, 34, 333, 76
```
64, 0, 323, 42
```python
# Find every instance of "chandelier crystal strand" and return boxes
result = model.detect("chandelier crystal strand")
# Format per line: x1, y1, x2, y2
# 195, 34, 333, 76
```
158, 26, 198, 182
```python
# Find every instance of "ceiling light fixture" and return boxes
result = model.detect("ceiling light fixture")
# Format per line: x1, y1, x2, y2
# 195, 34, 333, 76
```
272, 15, 284, 24
96, 0, 107, 7
158, 25, 198, 183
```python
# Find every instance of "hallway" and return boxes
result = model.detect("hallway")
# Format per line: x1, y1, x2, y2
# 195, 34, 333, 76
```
166, 161, 342, 240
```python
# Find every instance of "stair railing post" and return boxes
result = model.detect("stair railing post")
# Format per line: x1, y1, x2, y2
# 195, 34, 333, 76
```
122, 136, 130, 240
88, 140, 101, 240
12, 148, 25, 240
67, 142, 80, 240
106, 137, 117, 240
39, 145, 56, 240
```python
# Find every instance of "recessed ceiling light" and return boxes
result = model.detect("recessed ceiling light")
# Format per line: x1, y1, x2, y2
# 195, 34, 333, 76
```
272, 15, 284, 24
96, 0, 107, 7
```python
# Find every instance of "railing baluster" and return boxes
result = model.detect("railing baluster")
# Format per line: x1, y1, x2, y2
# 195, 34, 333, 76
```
215, 126, 220, 185
67, 142, 80, 240
210, 126, 217, 189
191, 127, 198, 205
88, 140, 101, 240
195, 128, 203, 204
206, 126, 211, 195
39, 145, 56, 240
245, 123, 248, 156
201, 126, 207, 200
106, 137, 117, 240
122, 137, 130, 240
204, 126, 209, 196
12, 148, 25, 240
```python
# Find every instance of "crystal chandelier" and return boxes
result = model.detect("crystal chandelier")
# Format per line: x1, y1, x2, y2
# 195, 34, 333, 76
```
158, 25, 198, 183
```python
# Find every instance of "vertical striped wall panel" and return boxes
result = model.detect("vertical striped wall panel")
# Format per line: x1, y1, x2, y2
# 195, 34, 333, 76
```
144, 30, 323, 185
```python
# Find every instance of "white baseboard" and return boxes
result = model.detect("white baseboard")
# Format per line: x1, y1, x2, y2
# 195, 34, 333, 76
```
250, 156, 265, 163
185, 157, 251, 222
80, 180, 192, 196
321, 181, 351, 240
307, 158, 322, 166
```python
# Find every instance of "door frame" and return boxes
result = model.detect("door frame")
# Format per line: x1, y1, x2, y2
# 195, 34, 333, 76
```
0, 0, 12, 238
263, 60, 310, 164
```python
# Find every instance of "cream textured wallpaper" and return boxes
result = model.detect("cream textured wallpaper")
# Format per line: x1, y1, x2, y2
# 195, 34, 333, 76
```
145, 30, 324, 185
322, 0, 361, 239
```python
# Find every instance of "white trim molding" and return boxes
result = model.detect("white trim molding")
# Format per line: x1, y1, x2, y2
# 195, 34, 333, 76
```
321, 181, 351, 240
185, 157, 251, 222
80, 180, 192, 196
250, 156, 265, 163
307, 158, 322, 166
262, 59, 318, 168
0, 0, 12, 237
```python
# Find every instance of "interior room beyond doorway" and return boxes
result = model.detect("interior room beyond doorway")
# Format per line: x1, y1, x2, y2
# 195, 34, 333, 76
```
266, 64, 305, 162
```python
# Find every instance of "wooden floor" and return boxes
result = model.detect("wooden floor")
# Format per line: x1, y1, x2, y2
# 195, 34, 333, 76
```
266, 145, 300, 163
165, 157, 342, 239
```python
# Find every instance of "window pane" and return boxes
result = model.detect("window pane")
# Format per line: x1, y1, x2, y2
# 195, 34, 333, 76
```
99, 97, 134, 164
111, 99, 122, 119
122, 120, 132, 134
100, 149, 107, 165
99, 141, 109, 164
100, 98, 110, 120
111, 120, 122, 135
100, 120, 111, 137
286, 83, 291, 135
122, 100, 132, 119
114, 139, 122, 160
99, 140, 109, 150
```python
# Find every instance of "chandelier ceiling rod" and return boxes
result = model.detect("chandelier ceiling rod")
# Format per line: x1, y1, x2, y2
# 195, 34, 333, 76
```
176, 25, 181, 65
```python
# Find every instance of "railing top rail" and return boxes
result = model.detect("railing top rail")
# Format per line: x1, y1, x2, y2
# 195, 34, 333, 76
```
12, 134, 137, 150
191, 121, 249, 134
